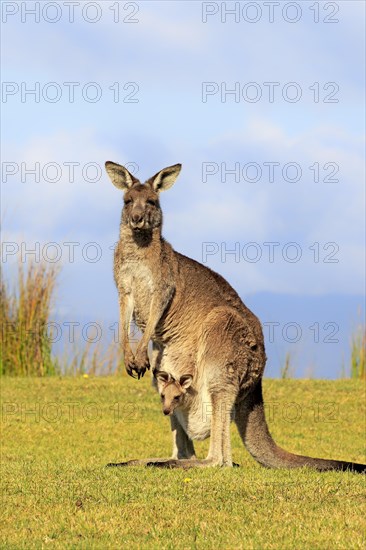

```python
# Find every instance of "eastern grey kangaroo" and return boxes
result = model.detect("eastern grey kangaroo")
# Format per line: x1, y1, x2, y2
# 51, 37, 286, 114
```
105, 161, 365, 472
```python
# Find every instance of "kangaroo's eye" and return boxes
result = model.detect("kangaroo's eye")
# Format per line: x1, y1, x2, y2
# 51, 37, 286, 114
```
124, 199, 132, 205
174, 396, 180, 401
147, 199, 156, 206
161, 394, 165, 400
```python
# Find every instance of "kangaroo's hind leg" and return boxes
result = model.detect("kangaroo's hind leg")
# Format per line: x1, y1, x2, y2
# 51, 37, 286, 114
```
171, 414, 196, 459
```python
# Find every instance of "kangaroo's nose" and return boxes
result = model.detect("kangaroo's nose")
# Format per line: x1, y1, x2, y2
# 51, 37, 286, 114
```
163, 408, 171, 416
131, 212, 143, 223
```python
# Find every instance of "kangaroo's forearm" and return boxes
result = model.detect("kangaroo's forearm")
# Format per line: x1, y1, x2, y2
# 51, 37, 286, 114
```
119, 293, 133, 353
136, 297, 167, 353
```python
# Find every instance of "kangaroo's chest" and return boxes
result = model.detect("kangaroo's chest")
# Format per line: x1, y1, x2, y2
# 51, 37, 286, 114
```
119, 261, 154, 328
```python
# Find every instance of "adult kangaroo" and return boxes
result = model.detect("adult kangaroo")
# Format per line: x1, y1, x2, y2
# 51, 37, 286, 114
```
105, 161, 365, 473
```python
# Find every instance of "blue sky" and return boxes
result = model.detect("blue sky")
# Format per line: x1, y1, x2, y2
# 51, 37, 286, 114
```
2, 1, 365, 377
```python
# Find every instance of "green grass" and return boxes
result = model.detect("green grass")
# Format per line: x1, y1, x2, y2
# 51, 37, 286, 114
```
1, 377, 365, 549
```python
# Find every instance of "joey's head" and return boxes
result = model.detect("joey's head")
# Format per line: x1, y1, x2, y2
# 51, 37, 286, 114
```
154, 371, 193, 416
105, 162, 181, 233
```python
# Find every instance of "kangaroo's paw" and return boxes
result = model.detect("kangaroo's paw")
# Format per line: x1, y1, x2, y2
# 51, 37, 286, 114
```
147, 458, 239, 469
145, 459, 198, 469
106, 458, 172, 467
106, 458, 241, 468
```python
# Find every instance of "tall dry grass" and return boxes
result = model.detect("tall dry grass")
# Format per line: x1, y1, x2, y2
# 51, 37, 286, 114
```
280, 351, 294, 379
58, 338, 121, 376
1, 263, 58, 375
1, 262, 121, 376
350, 324, 365, 379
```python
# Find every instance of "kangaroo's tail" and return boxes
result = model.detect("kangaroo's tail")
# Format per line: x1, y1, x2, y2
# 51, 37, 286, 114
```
235, 379, 366, 473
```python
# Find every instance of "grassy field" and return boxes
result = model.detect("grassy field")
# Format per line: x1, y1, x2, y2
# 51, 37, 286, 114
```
1, 376, 365, 549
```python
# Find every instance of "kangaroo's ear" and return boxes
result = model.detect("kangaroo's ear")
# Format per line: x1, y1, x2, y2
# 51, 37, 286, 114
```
105, 161, 139, 190
179, 375, 193, 390
146, 164, 182, 192
155, 371, 171, 384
